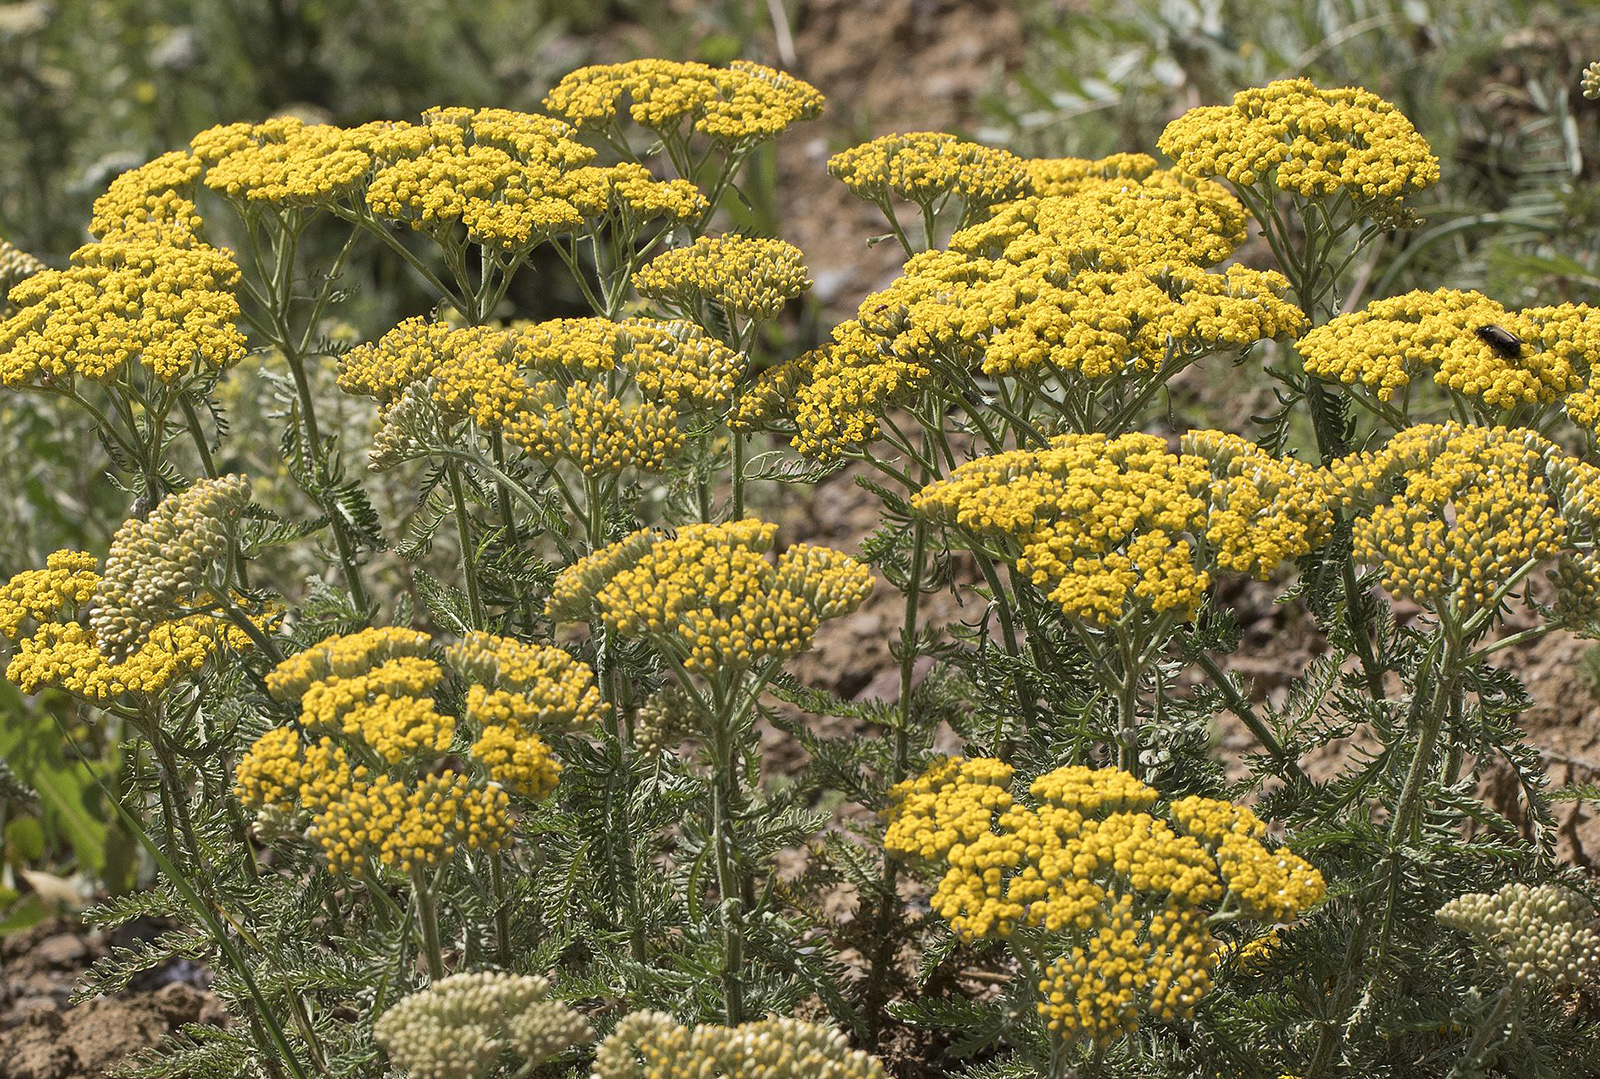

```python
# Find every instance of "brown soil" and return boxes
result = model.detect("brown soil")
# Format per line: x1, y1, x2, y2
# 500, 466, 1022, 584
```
778, 0, 1027, 308
0, 919, 222, 1079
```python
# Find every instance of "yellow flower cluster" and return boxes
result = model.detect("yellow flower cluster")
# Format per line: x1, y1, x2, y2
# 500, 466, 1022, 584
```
633, 235, 811, 324
978, 262, 1304, 379
507, 380, 682, 475
1296, 290, 1596, 418
444, 630, 604, 732
0, 549, 245, 702
0, 239, 46, 316
0, 549, 98, 640
364, 107, 597, 250
193, 116, 392, 205
263, 625, 432, 701
913, 432, 1331, 625
1020, 153, 1160, 197
91, 475, 251, 661
828, 132, 1030, 216
87, 151, 205, 243
1331, 424, 1569, 613
624, 320, 747, 413
783, 327, 927, 459
341, 315, 747, 473
374, 973, 593, 1079
299, 656, 452, 764
953, 166, 1248, 270
884, 758, 1323, 1048
593, 1012, 886, 1079
1038, 895, 1216, 1047
240, 627, 598, 875
0, 237, 246, 390
764, 154, 1293, 458
1181, 430, 1335, 579
1157, 79, 1440, 224
545, 519, 873, 678
544, 59, 823, 146
190, 106, 706, 247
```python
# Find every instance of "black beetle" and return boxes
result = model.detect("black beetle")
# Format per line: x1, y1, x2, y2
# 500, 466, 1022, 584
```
1474, 324, 1523, 359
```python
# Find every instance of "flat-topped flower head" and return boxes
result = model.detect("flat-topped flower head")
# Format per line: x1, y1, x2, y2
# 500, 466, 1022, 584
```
88, 152, 205, 243
91, 475, 251, 662
445, 631, 603, 732
0, 549, 249, 703
592, 1012, 885, 1079
343, 318, 542, 433
1332, 424, 1571, 614
955, 168, 1248, 271
1158, 79, 1439, 226
621, 318, 749, 414
554, 162, 706, 231
363, 107, 603, 250
505, 380, 683, 476
914, 432, 1330, 626
0, 239, 245, 389
545, 519, 872, 679
1297, 290, 1595, 423
785, 327, 927, 460
0, 239, 46, 316
544, 59, 823, 146
1021, 153, 1160, 197
1438, 882, 1600, 989
1181, 430, 1335, 579
981, 262, 1303, 379
633, 234, 811, 326
193, 116, 395, 206
828, 132, 1030, 222
375, 973, 593, 1079
265, 625, 433, 701
885, 758, 1321, 1049
241, 627, 597, 875
343, 314, 750, 475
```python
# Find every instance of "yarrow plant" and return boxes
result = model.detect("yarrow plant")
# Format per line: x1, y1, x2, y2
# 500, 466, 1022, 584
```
0, 54, 1598, 1079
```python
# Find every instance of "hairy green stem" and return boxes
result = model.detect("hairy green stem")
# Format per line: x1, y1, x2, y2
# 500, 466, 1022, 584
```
710, 716, 746, 1024
413, 872, 446, 980
1390, 633, 1461, 843
445, 461, 486, 630
1194, 650, 1308, 783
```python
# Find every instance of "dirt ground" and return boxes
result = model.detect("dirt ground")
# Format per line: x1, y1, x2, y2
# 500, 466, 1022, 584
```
0, 919, 221, 1079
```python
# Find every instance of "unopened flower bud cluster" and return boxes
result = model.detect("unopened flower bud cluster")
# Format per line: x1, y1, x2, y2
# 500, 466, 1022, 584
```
375, 972, 593, 1079
91, 475, 250, 661
1438, 882, 1600, 989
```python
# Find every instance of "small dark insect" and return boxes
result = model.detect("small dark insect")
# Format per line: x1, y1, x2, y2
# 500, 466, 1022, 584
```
1475, 324, 1523, 359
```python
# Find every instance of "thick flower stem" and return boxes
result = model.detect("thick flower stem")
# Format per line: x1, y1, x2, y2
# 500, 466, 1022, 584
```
710, 726, 746, 1024
413, 871, 446, 981
446, 460, 486, 630
277, 319, 370, 612
489, 854, 512, 969
1114, 625, 1143, 776
1390, 634, 1461, 844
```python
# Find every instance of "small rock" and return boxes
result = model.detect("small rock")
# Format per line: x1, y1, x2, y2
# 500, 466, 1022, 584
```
28, 935, 89, 970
